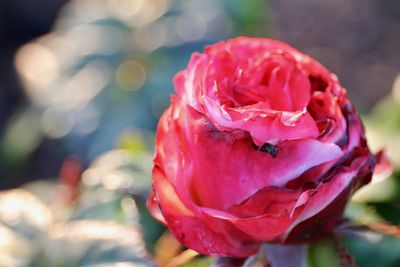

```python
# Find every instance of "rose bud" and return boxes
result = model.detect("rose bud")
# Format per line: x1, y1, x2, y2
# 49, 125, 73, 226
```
147, 37, 378, 258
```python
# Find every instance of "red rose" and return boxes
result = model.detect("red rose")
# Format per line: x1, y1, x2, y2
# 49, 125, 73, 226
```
147, 37, 375, 258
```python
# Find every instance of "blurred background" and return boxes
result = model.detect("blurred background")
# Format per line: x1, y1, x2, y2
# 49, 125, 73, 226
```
0, 0, 399, 266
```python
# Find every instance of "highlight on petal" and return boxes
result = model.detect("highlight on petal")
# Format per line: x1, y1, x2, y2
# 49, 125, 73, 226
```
203, 95, 319, 145
146, 190, 166, 224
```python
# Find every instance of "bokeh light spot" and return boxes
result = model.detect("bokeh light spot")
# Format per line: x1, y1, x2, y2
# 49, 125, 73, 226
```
116, 60, 146, 91
41, 107, 74, 138
15, 43, 59, 93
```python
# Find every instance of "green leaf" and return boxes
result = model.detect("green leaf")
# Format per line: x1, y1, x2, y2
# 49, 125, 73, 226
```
344, 234, 400, 267
307, 237, 357, 267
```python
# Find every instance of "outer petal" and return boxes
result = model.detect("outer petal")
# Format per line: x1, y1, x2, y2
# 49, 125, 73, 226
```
182, 103, 342, 210
146, 190, 166, 224
227, 187, 302, 218
284, 151, 374, 242
174, 53, 209, 112
284, 169, 356, 238
342, 101, 364, 152
190, 153, 372, 245
152, 166, 259, 257
199, 207, 297, 242
152, 100, 262, 257
204, 37, 306, 63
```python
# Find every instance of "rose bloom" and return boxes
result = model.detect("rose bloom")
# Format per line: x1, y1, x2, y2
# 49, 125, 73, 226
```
147, 37, 376, 258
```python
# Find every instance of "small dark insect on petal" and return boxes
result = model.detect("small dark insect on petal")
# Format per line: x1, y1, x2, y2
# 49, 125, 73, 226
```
260, 143, 278, 157
253, 143, 278, 157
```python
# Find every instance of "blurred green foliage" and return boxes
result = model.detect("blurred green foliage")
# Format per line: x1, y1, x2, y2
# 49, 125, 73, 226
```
307, 238, 342, 267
